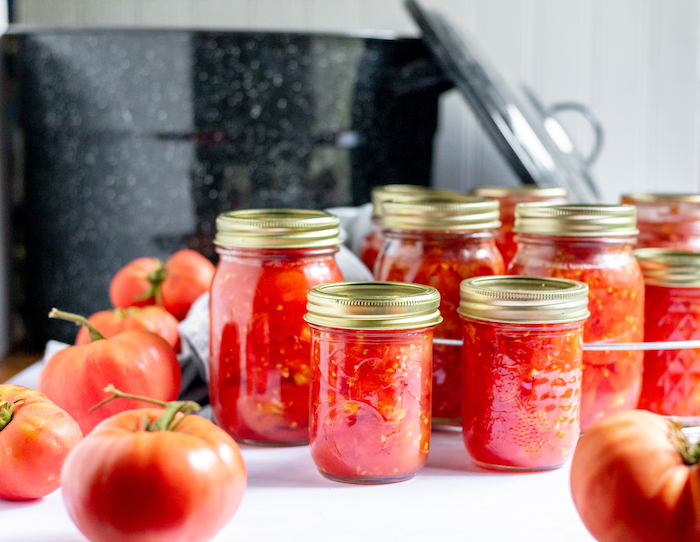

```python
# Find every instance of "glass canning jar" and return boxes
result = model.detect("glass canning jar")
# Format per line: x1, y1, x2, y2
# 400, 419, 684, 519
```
473, 186, 568, 267
509, 203, 644, 432
459, 276, 589, 470
358, 185, 469, 274
305, 281, 442, 484
375, 197, 505, 426
635, 249, 700, 416
209, 209, 345, 446
621, 193, 700, 250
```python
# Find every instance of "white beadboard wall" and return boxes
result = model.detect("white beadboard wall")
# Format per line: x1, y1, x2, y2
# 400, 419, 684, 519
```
14, 0, 700, 201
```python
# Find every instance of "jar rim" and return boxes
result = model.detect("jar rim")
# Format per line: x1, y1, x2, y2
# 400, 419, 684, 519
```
622, 193, 700, 204
458, 275, 590, 324
514, 203, 638, 237
381, 197, 501, 231
305, 281, 442, 330
634, 248, 700, 287
215, 209, 342, 249
371, 185, 470, 216
473, 186, 568, 199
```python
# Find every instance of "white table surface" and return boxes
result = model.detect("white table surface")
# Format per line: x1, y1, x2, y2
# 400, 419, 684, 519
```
3, 428, 596, 542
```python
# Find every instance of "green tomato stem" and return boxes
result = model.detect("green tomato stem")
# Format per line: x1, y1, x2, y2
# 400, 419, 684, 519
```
136, 260, 167, 304
669, 418, 700, 465
48, 308, 105, 342
0, 401, 12, 432
90, 384, 201, 432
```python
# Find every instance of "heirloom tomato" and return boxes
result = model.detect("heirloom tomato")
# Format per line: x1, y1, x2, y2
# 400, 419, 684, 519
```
38, 310, 181, 434
75, 305, 180, 352
570, 410, 700, 542
62, 388, 246, 542
110, 249, 215, 320
0, 385, 82, 500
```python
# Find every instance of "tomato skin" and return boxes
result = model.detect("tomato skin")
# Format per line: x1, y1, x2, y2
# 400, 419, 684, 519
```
110, 250, 215, 321
570, 410, 700, 542
75, 306, 180, 352
110, 257, 160, 309
62, 408, 246, 542
38, 330, 181, 434
0, 385, 83, 500
161, 250, 215, 321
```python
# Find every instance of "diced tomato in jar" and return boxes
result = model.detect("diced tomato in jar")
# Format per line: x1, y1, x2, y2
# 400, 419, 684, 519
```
210, 210, 344, 445
306, 281, 441, 483
462, 319, 584, 469
634, 249, 700, 416
376, 229, 504, 424
459, 276, 588, 470
309, 328, 433, 482
622, 194, 700, 250
509, 204, 644, 431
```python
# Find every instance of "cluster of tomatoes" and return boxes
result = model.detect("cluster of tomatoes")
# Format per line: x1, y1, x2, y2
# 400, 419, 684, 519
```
0, 250, 247, 542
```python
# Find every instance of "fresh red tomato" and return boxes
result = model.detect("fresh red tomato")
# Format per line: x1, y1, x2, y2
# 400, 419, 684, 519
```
0, 385, 83, 500
62, 391, 246, 542
570, 409, 700, 542
75, 306, 180, 352
38, 310, 181, 434
160, 250, 216, 320
110, 249, 215, 320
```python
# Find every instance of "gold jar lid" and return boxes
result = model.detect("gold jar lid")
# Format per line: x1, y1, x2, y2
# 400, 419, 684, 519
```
371, 185, 471, 216
634, 248, 700, 287
305, 281, 442, 330
459, 276, 590, 324
514, 203, 638, 237
381, 197, 500, 231
621, 193, 700, 204
473, 186, 568, 199
215, 209, 342, 248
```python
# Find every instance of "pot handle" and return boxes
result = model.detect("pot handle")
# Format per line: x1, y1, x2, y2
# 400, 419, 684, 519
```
547, 101, 605, 168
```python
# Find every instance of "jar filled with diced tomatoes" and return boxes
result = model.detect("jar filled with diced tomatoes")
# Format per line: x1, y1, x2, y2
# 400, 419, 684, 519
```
305, 281, 441, 484
634, 248, 700, 416
621, 193, 700, 250
472, 186, 568, 267
509, 204, 644, 432
459, 275, 589, 470
375, 197, 505, 426
210, 209, 345, 446
358, 185, 468, 274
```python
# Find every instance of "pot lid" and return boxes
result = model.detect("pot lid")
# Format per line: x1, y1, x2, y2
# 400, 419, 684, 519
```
405, 0, 602, 203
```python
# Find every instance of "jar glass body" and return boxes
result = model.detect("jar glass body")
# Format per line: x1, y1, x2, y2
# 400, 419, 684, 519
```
508, 235, 645, 431
375, 229, 505, 425
461, 318, 584, 470
490, 193, 567, 267
358, 215, 383, 274
638, 285, 700, 416
621, 198, 700, 250
309, 326, 433, 483
209, 245, 344, 445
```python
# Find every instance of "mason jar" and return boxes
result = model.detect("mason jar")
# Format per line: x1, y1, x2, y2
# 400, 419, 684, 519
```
358, 184, 467, 274
209, 209, 344, 445
473, 186, 568, 267
459, 275, 589, 470
621, 193, 700, 250
509, 203, 644, 432
305, 281, 441, 484
375, 197, 504, 426
635, 248, 700, 416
